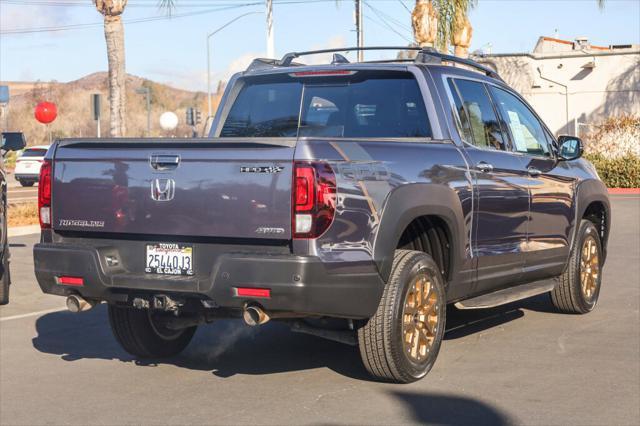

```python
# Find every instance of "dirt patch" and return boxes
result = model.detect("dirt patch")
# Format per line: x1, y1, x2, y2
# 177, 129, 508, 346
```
8, 203, 39, 227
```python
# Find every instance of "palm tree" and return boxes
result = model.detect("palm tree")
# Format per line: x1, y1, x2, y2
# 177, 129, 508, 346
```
93, 1, 175, 137
412, 0, 475, 57
94, 0, 128, 137
412, 0, 605, 58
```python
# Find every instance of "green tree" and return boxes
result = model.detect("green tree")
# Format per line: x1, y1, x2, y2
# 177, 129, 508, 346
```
412, 0, 476, 55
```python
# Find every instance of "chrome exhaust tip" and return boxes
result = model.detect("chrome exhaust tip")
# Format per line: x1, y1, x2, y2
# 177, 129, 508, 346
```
66, 295, 95, 313
243, 304, 270, 326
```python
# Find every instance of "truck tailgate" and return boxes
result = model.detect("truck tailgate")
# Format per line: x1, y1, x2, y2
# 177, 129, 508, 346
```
52, 139, 294, 240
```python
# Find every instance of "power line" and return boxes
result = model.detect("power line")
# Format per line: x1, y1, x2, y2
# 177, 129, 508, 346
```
364, 15, 411, 43
363, 1, 412, 43
1, 2, 264, 34
397, 0, 412, 15
0, 0, 344, 35
366, 1, 411, 31
0, 0, 341, 6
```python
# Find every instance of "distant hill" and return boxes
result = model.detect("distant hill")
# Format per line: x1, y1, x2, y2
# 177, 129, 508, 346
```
1, 72, 224, 145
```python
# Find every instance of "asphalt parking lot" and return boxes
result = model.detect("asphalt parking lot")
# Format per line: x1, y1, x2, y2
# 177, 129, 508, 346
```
5, 171, 38, 204
1, 195, 638, 426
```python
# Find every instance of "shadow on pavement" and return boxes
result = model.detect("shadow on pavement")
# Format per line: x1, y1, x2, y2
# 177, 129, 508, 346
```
391, 391, 514, 425
31, 304, 370, 381
444, 292, 561, 340
32, 294, 558, 381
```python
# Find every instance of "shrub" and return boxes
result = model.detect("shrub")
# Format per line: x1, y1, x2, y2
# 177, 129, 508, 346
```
583, 115, 639, 160
3, 151, 18, 169
8, 203, 39, 227
581, 115, 639, 188
584, 154, 640, 188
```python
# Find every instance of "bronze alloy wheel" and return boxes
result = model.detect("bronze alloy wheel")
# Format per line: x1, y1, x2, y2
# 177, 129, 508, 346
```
580, 235, 600, 301
358, 250, 446, 382
550, 220, 604, 314
402, 272, 440, 363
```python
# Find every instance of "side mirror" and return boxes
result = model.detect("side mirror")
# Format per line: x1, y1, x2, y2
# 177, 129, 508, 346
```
1, 132, 26, 152
557, 135, 583, 161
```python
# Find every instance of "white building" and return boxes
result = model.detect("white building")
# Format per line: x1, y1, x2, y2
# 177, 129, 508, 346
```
474, 36, 640, 136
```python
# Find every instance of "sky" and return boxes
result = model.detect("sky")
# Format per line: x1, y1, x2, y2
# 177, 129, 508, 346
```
0, 0, 639, 91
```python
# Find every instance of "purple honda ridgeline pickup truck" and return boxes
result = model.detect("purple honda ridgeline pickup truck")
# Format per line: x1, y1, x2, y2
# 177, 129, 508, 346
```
34, 47, 610, 383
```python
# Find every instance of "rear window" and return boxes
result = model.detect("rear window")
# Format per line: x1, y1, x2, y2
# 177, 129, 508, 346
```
220, 71, 431, 138
20, 148, 47, 158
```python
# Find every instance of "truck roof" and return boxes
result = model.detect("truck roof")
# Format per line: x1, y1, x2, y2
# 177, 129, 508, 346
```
242, 46, 503, 82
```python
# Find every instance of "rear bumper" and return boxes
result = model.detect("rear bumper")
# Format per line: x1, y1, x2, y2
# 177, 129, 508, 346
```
14, 174, 39, 182
33, 242, 384, 319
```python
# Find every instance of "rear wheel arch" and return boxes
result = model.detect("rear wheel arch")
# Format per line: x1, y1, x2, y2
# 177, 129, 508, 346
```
397, 215, 453, 282
373, 184, 466, 283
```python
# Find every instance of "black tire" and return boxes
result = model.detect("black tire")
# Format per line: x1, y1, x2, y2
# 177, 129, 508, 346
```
550, 220, 603, 314
0, 252, 10, 306
358, 250, 446, 383
19, 181, 34, 187
108, 305, 196, 358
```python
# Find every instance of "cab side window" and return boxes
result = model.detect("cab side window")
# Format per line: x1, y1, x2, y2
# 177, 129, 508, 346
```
448, 78, 506, 151
489, 86, 551, 157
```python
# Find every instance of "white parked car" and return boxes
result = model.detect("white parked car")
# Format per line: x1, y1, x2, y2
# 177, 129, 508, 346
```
14, 145, 50, 187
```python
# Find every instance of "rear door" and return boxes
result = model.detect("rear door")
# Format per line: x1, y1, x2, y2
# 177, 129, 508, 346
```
447, 78, 530, 292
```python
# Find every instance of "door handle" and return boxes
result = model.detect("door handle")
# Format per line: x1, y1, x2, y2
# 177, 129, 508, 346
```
476, 162, 494, 173
150, 154, 180, 171
528, 167, 542, 177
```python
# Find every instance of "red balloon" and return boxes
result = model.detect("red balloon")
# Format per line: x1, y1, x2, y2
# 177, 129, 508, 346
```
34, 101, 57, 124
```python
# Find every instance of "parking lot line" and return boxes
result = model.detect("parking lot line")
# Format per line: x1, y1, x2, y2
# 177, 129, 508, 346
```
0, 307, 66, 322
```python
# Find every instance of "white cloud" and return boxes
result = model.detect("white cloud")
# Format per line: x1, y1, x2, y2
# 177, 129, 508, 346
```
0, 4, 73, 35
212, 51, 264, 83
302, 35, 348, 64
144, 68, 208, 93
211, 34, 348, 83
144, 34, 348, 93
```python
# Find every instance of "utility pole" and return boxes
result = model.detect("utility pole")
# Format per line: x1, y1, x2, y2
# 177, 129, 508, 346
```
355, 0, 364, 62
266, 0, 274, 58
92, 94, 101, 138
135, 87, 151, 137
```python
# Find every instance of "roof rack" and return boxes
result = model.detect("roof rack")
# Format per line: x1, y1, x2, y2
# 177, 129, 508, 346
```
271, 46, 502, 81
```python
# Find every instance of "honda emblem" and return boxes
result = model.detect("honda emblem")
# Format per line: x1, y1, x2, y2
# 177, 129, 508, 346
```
151, 178, 175, 201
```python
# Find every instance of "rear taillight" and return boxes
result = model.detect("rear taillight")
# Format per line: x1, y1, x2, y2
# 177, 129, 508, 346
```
38, 160, 52, 229
293, 162, 336, 239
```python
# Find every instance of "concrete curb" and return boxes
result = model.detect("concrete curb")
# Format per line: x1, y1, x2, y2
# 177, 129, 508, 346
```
8, 225, 40, 237
608, 188, 640, 194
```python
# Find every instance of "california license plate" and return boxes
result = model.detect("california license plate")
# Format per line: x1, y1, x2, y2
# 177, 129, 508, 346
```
145, 243, 193, 276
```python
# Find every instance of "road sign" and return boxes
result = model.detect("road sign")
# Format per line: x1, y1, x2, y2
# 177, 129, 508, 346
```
0, 86, 8, 104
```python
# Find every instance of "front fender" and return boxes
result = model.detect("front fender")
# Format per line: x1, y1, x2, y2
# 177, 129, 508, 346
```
572, 178, 611, 261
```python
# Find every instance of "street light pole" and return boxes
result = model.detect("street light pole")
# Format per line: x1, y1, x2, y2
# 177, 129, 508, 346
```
207, 11, 263, 118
